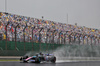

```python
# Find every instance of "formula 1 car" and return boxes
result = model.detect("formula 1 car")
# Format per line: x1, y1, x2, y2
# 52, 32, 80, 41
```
20, 52, 56, 63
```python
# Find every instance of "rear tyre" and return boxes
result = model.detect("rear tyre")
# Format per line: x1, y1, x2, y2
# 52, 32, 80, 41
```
51, 57, 56, 63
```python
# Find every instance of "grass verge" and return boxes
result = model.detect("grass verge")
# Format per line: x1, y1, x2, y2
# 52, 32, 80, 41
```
0, 60, 19, 61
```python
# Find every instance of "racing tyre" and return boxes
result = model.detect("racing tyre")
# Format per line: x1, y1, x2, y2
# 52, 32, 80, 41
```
21, 56, 28, 63
51, 57, 56, 63
35, 57, 41, 63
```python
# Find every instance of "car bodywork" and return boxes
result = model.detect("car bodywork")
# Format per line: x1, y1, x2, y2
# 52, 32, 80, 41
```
20, 53, 56, 63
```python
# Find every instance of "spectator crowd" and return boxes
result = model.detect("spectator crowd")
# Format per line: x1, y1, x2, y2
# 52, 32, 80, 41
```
0, 12, 100, 45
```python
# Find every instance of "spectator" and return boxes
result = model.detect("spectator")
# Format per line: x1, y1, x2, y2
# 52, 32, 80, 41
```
0, 12, 99, 45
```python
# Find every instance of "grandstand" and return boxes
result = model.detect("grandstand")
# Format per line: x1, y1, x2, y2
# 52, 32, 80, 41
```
0, 12, 99, 44
0, 12, 100, 56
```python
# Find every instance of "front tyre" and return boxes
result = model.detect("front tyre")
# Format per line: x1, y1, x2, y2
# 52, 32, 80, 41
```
20, 56, 28, 63
35, 57, 41, 63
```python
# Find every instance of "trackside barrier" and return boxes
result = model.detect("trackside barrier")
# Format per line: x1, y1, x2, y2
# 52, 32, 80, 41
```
0, 40, 63, 56
57, 57, 100, 61
0, 40, 63, 51
0, 40, 100, 56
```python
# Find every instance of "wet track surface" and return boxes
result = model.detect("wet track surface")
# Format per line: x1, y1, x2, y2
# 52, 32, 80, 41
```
0, 61, 100, 66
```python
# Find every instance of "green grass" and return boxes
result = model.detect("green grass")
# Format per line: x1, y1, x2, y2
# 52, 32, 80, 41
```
0, 60, 20, 61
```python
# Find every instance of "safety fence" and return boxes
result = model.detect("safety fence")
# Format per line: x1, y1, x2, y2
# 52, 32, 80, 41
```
0, 40, 63, 56
0, 40, 63, 51
0, 40, 100, 56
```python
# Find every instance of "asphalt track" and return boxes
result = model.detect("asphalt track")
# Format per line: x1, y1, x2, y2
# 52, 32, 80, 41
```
0, 61, 100, 66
